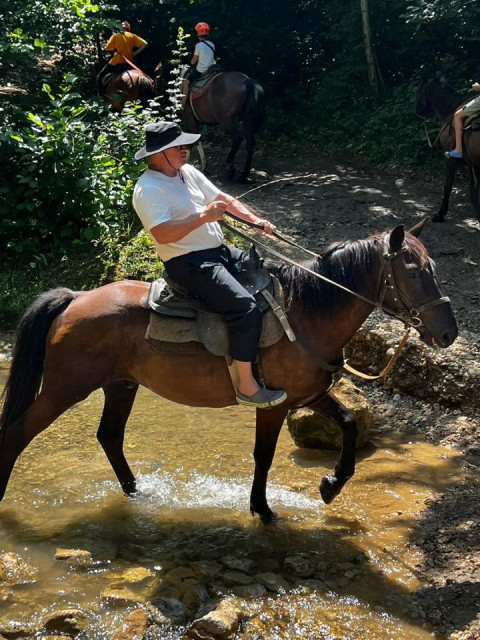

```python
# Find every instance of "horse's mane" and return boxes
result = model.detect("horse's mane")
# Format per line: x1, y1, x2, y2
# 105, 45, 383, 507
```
267, 233, 427, 316
425, 79, 464, 117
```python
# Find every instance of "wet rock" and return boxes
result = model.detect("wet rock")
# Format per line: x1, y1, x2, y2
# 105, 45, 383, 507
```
150, 596, 188, 623
42, 608, 91, 635
222, 570, 254, 586
220, 555, 253, 573
177, 579, 209, 610
287, 378, 372, 450
254, 572, 290, 592
190, 561, 222, 580
101, 586, 146, 607
112, 608, 149, 640
112, 567, 157, 586
186, 599, 242, 639
166, 566, 197, 581
346, 318, 480, 407
0, 623, 34, 639
54, 548, 93, 567
283, 555, 315, 578
232, 583, 266, 598
0, 552, 38, 585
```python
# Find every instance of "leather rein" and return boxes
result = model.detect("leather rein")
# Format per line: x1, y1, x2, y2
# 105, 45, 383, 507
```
222, 214, 450, 382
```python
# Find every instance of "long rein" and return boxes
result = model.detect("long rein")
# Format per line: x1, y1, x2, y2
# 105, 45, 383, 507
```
221, 202, 448, 380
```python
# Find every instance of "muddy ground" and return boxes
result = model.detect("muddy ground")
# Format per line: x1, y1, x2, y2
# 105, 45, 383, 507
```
218, 149, 480, 640
1, 148, 479, 639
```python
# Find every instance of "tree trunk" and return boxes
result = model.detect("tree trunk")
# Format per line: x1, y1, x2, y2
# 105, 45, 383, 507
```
360, 0, 378, 93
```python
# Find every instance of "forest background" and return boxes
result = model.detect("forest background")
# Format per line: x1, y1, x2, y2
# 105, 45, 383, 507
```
0, 0, 478, 327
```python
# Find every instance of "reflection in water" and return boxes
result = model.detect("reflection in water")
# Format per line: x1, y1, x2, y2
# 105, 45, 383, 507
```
0, 363, 463, 638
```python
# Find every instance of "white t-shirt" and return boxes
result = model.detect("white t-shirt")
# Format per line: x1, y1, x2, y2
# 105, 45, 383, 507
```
132, 164, 224, 262
194, 40, 215, 73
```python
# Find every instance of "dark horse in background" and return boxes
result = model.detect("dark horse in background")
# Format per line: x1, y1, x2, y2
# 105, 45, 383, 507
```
156, 63, 265, 182
416, 78, 480, 222
104, 68, 155, 113
0, 222, 457, 523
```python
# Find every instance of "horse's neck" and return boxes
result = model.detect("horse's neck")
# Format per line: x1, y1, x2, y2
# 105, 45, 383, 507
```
434, 86, 463, 121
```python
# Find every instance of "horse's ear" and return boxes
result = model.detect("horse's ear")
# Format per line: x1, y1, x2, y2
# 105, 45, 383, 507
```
388, 225, 405, 252
407, 217, 428, 237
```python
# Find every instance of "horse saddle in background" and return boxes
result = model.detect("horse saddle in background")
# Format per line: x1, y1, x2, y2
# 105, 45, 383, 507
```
464, 113, 480, 131
146, 263, 296, 357
190, 67, 223, 100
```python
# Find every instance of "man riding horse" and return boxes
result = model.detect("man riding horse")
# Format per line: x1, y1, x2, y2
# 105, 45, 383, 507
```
97, 21, 148, 96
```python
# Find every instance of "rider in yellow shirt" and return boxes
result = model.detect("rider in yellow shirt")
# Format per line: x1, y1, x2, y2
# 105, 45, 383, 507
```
97, 22, 148, 96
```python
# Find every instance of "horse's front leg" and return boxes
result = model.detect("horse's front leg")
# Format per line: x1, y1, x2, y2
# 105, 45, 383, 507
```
249, 404, 289, 523
310, 391, 358, 504
433, 157, 460, 222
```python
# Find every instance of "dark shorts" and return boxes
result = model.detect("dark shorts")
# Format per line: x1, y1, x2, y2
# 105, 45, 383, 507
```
164, 245, 262, 361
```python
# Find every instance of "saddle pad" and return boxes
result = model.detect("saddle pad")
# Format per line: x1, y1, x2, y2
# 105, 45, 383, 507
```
191, 71, 223, 100
146, 276, 287, 357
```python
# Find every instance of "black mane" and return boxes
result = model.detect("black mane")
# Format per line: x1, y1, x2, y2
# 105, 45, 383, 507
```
267, 236, 382, 316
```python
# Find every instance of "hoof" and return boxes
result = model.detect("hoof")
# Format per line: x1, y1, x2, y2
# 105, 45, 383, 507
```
122, 482, 137, 496
235, 173, 251, 184
319, 475, 343, 504
250, 504, 278, 524
432, 213, 446, 223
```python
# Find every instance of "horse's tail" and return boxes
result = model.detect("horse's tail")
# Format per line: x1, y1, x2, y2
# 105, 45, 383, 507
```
0, 288, 78, 430
138, 75, 154, 104
242, 78, 265, 133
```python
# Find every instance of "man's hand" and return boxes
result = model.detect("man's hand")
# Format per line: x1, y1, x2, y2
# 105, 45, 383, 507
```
202, 199, 228, 222
256, 219, 276, 235
472, 82, 480, 91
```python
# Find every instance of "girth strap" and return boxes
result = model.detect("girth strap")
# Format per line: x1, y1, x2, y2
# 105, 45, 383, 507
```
260, 288, 296, 342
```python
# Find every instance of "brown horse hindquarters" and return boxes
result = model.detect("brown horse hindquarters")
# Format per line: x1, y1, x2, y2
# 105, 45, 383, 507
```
191, 73, 249, 124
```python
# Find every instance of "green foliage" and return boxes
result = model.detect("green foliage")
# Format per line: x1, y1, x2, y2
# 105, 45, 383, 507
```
0, 76, 156, 261
109, 229, 164, 281
164, 26, 190, 122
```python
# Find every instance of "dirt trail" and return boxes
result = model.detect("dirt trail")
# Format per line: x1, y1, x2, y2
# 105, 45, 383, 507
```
217, 151, 480, 639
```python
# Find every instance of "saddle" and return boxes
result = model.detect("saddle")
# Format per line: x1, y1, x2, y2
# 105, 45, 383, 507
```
146, 247, 295, 357
464, 113, 480, 131
190, 67, 223, 101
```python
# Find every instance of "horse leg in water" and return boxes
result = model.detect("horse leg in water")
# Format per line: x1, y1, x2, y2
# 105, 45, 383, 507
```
468, 165, 480, 220
0, 383, 94, 501
433, 157, 461, 222
97, 381, 139, 495
311, 391, 358, 504
249, 404, 289, 523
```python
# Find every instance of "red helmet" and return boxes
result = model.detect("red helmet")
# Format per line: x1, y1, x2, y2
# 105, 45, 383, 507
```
195, 22, 210, 36
122, 21, 131, 31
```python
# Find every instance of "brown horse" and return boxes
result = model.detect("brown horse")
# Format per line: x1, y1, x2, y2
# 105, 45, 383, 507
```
0, 222, 457, 523
416, 78, 480, 222
156, 64, 264, 182
104, 68, 155, 113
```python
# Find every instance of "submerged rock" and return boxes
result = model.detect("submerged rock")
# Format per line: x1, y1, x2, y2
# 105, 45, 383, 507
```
42, 608, 91, 635
287, 378, 372, 450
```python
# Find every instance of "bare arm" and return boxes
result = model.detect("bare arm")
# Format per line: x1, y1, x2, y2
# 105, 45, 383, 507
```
150, 199, 228, 244
133, 43, 147, 57
191, 54, 199, 65
220, 193, 277, 234
472, 82, 480, 91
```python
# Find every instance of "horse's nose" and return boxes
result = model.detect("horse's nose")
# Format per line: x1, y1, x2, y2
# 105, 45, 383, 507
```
438, 327, 458, 348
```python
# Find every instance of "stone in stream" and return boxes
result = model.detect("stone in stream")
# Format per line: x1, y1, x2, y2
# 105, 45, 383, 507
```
112, 608, 150, 640
42, 608, 91, 635
287, 378, 372, 450
185, 599, 243, 639
0, 552, 38, 585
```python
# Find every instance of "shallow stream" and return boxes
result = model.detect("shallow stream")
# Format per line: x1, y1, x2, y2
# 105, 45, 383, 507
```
0, 361, 463, 639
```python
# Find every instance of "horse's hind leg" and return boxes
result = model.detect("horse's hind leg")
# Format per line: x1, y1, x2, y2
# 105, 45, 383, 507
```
0, 391, 81, 501
312, 391, 358, 504
468, 166, 480, 220
97, 381, 139, 495
433, 158, 460, 222
250, 404, 289, 523
238, 124, 255, 182
223, 121, 243, 180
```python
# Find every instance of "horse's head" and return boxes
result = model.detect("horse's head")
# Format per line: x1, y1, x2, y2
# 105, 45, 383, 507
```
415, 79, 436, 118
379, 221, 458, 348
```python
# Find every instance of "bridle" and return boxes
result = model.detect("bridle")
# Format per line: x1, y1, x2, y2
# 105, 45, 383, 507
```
374, 234, 451, 331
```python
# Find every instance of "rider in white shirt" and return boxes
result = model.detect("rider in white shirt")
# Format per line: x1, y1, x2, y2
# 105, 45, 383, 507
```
182, 22, 216, 107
